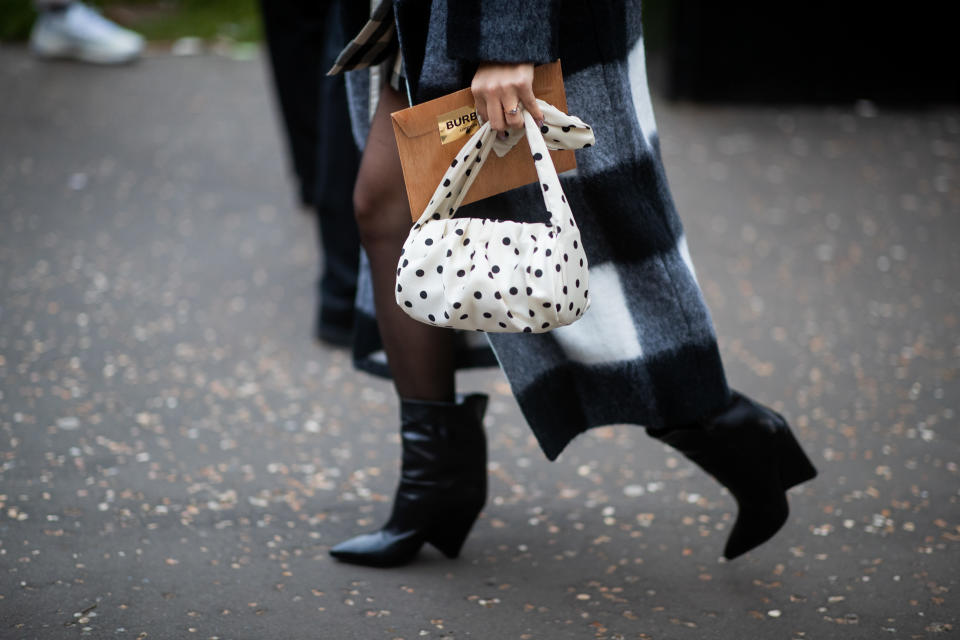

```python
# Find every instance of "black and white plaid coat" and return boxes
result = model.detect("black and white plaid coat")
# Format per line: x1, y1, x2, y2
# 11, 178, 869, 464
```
341, 0, 731, 460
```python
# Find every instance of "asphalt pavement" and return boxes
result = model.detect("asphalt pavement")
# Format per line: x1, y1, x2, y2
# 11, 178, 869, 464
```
1, 47, 958, 639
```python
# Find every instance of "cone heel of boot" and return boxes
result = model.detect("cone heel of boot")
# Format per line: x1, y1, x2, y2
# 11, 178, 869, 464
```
777, 428, 818, 490
428, 500, 483, 558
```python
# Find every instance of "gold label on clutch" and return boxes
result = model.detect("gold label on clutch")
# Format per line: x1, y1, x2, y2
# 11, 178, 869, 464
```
437, 105, 479, 145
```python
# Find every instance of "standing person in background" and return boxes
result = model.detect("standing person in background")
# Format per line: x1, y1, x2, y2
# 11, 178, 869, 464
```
258, 0, 361, 347
30, 0, 144, 64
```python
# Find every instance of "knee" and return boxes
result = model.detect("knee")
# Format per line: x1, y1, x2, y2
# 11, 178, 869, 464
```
352, 181, 412, 246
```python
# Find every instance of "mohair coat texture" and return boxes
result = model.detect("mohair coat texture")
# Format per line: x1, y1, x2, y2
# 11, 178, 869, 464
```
341, 0, 732, 460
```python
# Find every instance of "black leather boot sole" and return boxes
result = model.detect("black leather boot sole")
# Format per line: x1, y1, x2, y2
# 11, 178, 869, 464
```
329, 393, 488, 567
653, 391, 817, 559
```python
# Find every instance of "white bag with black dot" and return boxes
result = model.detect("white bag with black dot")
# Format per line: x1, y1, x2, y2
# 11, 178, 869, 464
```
396, 99, 594, 333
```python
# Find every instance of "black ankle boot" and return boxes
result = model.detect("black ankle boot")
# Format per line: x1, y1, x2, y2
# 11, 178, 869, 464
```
651, 391, 817, 559
329, 393, 488, 567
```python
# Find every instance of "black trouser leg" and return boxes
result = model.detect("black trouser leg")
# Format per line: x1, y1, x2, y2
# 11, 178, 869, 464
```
259, 0, 360, 344
313, 14, 360, 343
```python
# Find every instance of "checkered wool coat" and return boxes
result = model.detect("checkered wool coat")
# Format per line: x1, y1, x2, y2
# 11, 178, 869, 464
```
341, 0, 731, 460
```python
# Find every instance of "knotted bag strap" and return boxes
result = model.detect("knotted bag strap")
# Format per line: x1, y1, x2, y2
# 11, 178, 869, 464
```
412, 100, 594, 230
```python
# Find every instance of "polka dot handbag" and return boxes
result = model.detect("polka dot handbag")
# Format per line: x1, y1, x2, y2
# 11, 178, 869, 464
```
396, 100, 594, 333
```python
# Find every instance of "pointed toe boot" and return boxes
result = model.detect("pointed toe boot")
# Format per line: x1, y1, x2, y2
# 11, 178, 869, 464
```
653, 391, 817, 560
329, 393, 488, 567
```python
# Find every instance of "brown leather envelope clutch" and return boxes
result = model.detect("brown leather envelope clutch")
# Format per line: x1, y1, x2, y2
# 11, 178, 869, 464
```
390, 60, 574, 220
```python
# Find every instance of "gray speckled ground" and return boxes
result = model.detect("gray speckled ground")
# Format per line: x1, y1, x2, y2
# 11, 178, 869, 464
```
1, 48, 958, 639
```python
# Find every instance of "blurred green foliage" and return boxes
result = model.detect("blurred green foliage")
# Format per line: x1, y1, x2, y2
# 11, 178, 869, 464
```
132, 0, 260, 42
0, 0, 36, 39
0, 0, 260, 42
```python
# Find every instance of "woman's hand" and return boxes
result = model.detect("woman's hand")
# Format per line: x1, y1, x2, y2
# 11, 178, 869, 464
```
471, 63, 544, 134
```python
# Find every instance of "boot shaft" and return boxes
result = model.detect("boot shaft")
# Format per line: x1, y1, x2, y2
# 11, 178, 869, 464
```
398, 393, 488, 479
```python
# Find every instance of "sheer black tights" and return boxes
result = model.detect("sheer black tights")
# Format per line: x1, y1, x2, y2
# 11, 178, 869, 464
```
352, 85, 456, 402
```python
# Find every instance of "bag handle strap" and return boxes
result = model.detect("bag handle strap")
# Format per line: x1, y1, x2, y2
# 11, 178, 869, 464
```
413, 100, 592, 231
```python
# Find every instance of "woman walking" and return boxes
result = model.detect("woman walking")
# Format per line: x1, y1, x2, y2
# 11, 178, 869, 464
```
327, 0, 816, 567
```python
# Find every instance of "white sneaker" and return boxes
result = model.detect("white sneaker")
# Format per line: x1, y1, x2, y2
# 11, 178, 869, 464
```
30, 2, 145, 64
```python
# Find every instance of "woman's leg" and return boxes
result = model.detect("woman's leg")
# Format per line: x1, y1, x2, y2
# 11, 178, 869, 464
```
351, 84, 456, 402
329, 84, 488, 567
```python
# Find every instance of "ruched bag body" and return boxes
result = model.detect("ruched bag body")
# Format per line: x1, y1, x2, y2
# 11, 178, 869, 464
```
395, 100, 595, 334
